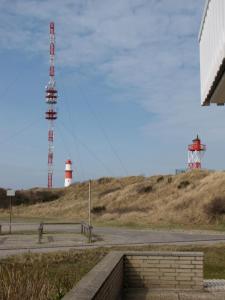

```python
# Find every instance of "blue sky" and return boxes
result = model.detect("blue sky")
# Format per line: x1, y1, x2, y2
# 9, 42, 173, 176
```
0, 0, 224, 189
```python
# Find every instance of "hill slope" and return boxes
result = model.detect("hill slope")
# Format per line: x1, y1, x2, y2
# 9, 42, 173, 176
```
2, 170, 225, 227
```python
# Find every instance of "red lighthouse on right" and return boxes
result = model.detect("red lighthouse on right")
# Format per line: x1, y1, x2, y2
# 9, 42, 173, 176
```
188, 135, 206, 170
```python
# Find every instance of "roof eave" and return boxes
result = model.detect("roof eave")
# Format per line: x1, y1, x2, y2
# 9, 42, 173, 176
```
198, 0, 211, 42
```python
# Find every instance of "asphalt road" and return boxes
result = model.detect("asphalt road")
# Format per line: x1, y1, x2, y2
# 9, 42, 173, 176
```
0, 222, 225, 258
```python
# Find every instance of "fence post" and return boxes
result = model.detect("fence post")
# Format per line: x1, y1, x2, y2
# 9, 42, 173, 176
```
89, 226, 93, 243
38, 223, 43, 243
88, 180, 92, 227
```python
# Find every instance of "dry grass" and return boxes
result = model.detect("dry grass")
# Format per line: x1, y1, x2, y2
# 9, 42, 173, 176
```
0, 264, 53, 300
0, 244, 225, 300
3, 170, 225, 227
0, 249, 106, 300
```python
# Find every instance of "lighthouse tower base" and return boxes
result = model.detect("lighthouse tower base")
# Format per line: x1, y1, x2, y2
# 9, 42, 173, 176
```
65, 178, 72, 187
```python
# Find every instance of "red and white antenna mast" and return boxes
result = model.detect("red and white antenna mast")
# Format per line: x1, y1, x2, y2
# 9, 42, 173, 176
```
188, 135, 206, 169
45, 22, 58, 188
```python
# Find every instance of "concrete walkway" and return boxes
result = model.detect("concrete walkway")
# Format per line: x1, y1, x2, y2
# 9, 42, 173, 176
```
124, 289, 225, 300
0, 222, 225, 258
125, 280, 225, 299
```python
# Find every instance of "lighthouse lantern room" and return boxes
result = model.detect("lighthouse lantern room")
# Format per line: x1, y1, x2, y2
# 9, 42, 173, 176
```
188, 135, 206, 170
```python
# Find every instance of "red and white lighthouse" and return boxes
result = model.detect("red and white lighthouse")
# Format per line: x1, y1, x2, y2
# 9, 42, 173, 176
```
188, 135, 206, 169
64, 160, 73, 187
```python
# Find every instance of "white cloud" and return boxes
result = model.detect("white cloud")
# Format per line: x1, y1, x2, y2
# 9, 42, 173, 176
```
3, 0, 222, 150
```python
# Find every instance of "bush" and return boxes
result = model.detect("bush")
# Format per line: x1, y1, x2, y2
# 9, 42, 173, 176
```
91, 206, 106, 214
14, 190, 62, 206
177, 180, 190, 189
167, 177, 172, 184
97, 177, 114, 184
156, 176, 164, 183
205, 197, 225, 218
0, 189, 62, 209
137, 185, 153, 194
110, 206, 146, 214
0, 188, 7, 208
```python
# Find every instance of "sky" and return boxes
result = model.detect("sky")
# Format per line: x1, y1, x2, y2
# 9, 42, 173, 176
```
0, 0, 224, 189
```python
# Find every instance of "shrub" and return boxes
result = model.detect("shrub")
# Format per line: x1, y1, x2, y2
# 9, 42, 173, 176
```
91, 206, 106, 214
97, 177, 114, 184
0, 188, 7, 208
204, 197, 225, 218
110, 206, 147, 214
167, 177, 172, 184
14, 190, 62, 206
156, 176, 164, 183
137, 185, 153, 194
177, 180, 190, 189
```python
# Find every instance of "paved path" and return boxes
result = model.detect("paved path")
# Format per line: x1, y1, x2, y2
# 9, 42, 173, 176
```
125, 280, 225, 300
0, 222, 225, 258
125, 289, 225, 300
125, 281, 225, 299
95, 226, 225, 245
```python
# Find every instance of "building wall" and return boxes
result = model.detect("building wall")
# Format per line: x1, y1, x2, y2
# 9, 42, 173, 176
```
199, 0, 225, 105
124, 252, 203, 290
62, 251, 203, 299
62, 252, 124, 300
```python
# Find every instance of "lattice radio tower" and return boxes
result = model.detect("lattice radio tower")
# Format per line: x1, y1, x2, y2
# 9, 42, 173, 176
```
45, 22, 58, 188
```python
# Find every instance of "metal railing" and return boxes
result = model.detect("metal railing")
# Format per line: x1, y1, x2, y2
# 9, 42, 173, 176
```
81, 222, 93, 243
38, 222, 93, 244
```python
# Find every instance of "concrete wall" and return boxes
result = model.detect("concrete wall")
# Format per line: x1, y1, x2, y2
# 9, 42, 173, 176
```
124, 251, 203, 290
94, 255, 123, 300
62, 251, 203, 299
62, 252, 124, 300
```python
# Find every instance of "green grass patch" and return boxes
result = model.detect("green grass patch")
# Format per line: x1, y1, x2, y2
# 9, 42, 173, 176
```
93, 220, 225, 232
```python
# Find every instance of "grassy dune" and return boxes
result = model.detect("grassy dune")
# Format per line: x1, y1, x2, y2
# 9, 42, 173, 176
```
2, 170, 225, 228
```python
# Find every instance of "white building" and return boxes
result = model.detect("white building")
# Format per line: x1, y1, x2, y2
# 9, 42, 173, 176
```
199, 0, 225, 106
